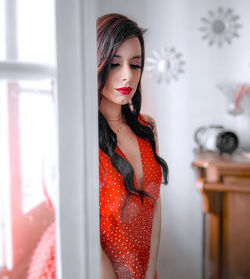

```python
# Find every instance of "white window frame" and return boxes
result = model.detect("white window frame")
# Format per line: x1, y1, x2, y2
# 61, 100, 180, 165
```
0, 0, 100, 277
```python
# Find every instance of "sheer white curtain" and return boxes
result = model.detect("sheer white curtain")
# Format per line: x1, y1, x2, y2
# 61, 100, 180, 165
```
55, 0, 100, 278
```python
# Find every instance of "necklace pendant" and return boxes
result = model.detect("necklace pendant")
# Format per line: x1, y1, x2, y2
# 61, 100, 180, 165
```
117, 128, 121, 132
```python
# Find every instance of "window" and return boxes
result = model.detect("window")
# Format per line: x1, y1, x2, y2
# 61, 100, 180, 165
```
0, 0, 57, 277
1, 0, 100, 277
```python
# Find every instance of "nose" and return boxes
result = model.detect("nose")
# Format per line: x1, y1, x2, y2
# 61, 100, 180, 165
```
121, 63, 133, 82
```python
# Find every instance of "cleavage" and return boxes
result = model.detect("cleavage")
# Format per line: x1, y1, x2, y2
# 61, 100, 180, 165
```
117, 131, 144, 189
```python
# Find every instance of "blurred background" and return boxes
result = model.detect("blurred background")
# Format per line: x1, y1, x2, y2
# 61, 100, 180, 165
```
1, 0, 250, 278
0, 0, 57, 278
97, 0, 250, 278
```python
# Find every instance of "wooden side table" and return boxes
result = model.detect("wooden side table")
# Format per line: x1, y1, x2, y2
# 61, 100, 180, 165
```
192, 151, 250, 279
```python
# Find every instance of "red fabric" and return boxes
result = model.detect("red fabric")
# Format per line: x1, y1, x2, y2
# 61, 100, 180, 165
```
99, 121, 162, 279
27, 162, 56, 279
27, 222, 56, 279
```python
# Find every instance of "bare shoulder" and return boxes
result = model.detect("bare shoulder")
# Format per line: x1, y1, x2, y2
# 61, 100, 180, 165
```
141, 114, 157, 129
141, 114, 159, 152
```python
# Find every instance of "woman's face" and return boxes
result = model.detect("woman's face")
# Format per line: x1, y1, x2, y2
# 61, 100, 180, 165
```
101, 37, 142, 106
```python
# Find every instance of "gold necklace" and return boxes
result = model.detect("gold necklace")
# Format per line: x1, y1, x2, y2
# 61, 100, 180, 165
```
116, 122, 123, 133
108, 119, 123, 133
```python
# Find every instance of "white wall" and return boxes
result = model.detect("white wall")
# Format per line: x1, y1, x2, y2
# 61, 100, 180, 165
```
97, 1, 250, 278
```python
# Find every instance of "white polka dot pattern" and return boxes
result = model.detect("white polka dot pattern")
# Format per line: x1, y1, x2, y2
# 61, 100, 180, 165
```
99, 135, 162, 279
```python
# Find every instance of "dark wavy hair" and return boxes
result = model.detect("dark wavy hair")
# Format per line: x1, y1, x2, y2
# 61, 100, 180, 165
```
97, 13, 169, 215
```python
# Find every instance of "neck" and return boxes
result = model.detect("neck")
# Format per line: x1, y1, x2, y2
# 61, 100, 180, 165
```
99, 98, 122, 121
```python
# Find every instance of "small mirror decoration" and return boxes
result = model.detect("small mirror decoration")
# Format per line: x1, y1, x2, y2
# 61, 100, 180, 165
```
146, 47, 185, 83
200, 7, 242, 47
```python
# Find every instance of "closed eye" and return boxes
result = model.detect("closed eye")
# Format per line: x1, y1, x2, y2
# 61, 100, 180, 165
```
131, 64, 141, 69
110, 63, 119, 68
110, 64, 141, 69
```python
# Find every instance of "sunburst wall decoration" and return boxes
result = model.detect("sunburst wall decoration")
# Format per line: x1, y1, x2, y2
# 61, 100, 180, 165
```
146, 47, 185, 83
200, 7, 242, 47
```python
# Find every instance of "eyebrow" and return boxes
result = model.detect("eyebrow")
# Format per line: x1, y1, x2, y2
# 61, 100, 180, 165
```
114, 55, 142, 59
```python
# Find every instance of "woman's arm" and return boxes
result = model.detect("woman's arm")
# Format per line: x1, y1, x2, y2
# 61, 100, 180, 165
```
145, 198, 162, 279
143, 114, 161, 278
101, 248, 117, 279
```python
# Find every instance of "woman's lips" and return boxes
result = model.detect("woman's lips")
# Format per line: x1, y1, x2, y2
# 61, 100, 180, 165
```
116, 87, 132, 95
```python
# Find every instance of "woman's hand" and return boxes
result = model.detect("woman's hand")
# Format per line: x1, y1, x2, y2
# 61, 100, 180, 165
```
101, 248, 117, 279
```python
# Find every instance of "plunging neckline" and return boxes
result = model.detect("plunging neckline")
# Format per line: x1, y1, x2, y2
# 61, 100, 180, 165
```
116, 136, 144, 189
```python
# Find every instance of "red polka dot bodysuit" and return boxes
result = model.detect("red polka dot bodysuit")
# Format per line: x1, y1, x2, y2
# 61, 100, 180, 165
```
99, 118, 162, 279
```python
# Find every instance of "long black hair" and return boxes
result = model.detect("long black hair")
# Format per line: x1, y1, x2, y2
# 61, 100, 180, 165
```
97, 13, 169, 215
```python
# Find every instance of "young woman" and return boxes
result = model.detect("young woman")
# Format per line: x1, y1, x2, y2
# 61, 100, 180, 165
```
97, 13, 169, 279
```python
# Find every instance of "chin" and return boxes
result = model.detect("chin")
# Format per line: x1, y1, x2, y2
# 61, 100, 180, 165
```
120, 98, 132, 105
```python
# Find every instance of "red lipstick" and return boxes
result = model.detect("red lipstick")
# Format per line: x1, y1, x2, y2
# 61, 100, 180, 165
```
116, 87, 132, 95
